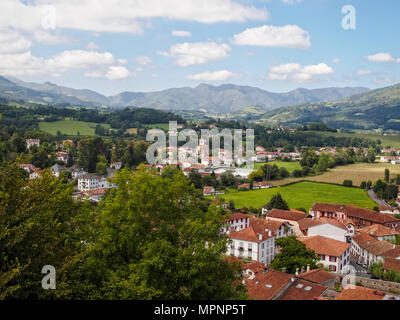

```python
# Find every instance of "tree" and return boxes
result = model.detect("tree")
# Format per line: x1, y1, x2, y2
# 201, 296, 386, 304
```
95, 155, 108, 175
396, 175, 400, 185
67, 169, 247, 299
385, 168, 390, 182
271, 236, 319, 274
249, 169, 264, 182
279, 167, 290, 178
360, 181, 367, 189
366, 180, 372, 190
220, 172, 237, 187
265, 193, 289, 211
343, 180, 353, 187
188, 170, 203, 189
161, 165, 181, 179
367, 147, 376, 163
0, 163, 89, 299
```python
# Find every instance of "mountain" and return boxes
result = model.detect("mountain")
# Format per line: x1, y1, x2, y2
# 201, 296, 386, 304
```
108, 83, 370, 112
0, 76, 369, 112
258, 83, 400, 131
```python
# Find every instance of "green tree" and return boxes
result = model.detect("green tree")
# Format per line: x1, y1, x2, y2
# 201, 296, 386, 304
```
279, 167, 290, 178
0, 163, 89, 299
385, 168, 390, 182
68, 169, 247, 299
249, 169, 264, 182
265, 193, 289, 211
271, 236, 319, 274
343, 180, 353, 187
188, 170, 203, 189
161, 165, 181, 179
360, 181, 367, 189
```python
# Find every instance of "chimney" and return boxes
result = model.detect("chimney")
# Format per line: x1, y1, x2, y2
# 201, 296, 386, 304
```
301, 266, 305, 274
268, 229, 272, 237
295, 268, 299, 276
259, 234, 262, 241
291, 277, 295, 282
282, 267, 287, 273
307, 264, 310, 272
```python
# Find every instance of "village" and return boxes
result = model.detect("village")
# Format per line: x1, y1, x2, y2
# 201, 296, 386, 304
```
15, 137, 400, 300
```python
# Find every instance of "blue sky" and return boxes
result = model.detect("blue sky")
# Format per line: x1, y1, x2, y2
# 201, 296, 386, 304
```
1, 0, 400, 95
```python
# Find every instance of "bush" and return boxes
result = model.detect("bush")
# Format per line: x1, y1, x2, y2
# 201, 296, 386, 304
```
343, 180, 353, 187
360, 181, 367, 189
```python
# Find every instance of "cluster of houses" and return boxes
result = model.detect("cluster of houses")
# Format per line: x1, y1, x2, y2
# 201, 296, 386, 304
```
221, 201, 400, 299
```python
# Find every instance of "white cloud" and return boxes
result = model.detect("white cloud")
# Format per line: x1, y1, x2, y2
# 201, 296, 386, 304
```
0, 30, 32, 54
0, 0, 268, 38
86, 41, 99, 50
105, 66, 130, 80
331, 58, 340, 63
172, 30, 192, 37
136, 56, 152, 65
364, 52, 396, 63
169, 42, 231, 67
232, 25, 311, 49
356, 70, 372, 76
268, 62, 334, 82
187, 70, 242, 81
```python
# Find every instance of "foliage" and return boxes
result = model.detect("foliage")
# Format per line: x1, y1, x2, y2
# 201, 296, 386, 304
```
264, 193, 289, 211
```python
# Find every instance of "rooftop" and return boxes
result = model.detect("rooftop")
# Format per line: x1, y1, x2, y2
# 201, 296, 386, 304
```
297, 235, 350, 257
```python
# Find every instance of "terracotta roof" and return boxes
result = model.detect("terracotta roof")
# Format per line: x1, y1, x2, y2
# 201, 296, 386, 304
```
224, 212, 250, 222
352, 233, 395, 256
311, 202, 400, 224
380, 206, 400, 212
279, 279, 328, 300
266, 209, 308, 222
245, 269, 293, 300
298, 268, 335, 284
336, 286, 389, 300
382, 246, 400, 259
80, 189, 108, 196
242, 261, 266, 275
298, 217, 346, 231
228, 225, 273, 243
357, 224, 400, 237
250, 217, 285, 235
383, 257, 400, 273
297, 235, 350, 257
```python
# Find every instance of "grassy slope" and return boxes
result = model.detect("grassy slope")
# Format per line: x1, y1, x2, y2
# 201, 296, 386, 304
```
209, 181, 376, 211
39, 120, 110, 136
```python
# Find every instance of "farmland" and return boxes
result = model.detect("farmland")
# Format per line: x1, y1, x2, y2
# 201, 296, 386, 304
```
270, 162, 400, 187
39, 120, 110, 136
145, 123, 170, 131
253, 161, 302, 172
208, 181, 377, 211
315, 131, 400, 148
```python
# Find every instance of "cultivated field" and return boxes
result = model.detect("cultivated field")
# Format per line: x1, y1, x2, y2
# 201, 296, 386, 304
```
39, 120, 110, 136
209, 181, 376, 211
253, 161, 302, 172
271, 162, 400, 187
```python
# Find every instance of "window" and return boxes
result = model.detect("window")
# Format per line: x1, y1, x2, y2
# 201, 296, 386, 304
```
329, 256, 337, 262
329, 265, 337, 272
248, 244, 252, 252
296, 284, 304, 289
320, 255, 325, 261
304, 286, 312, 291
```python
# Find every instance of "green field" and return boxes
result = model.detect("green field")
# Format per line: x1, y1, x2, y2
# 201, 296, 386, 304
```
208, 181, 376, 211
315, 131, 400, 148
39, 120, 110, 136
145, 123, 170, 131
253, 161, 302, 172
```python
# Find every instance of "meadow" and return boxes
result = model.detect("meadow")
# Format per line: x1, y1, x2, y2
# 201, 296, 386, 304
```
253, 161, 302, 172
315, 131, 400, 148
39, 120, 110, 136
271, 162, 400, 187
145, 123, 170, 131
209, 181, 376, 211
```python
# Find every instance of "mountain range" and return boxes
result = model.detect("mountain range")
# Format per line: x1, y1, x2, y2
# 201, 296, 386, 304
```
258, 83, 400, 131
0, 76, 369, 113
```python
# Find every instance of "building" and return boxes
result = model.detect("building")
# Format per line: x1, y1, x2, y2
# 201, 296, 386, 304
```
379, 206, 400, 215
19, 163, 35, 172
77, 174, 109, 192
110, 162, 122, 170
26, 139, 40, 149
253, 181, 273, 189
51, 164, 67, 178
56, 151, 69, 163
203, 186, 215, 196
298, 217, 354, 243
297, 268, 335, 289
79, 188, 108, 202
298, 235, 351, 273
250, 217, 292, 240
227, 224, 275, 265
69, 165, 87, 179
336, 285, 400, 300
245, 268, 328, 300
351, 233, 395, 267
221, 213, 250, 233
310, 203, 400, 231
264, 209, 310, 236
357, 224, 400, 242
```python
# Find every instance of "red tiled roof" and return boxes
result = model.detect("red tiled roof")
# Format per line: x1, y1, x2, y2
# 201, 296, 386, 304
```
297, 235, 350, 257
383, 257, 400, 273
228, 225, 273, 243
242, 261, 266, 275
357, 224, 400, 237
266, 209, 308, 222
250, 217, 285, 234
382, 246, 400, 259
336, 286, 388, 300
245, 269, 293, 300
298, 217, 347, 231
298, 268, 335, 284
352, 233, 395, 256
224, 212, 250, 222
279, 279, 327, 300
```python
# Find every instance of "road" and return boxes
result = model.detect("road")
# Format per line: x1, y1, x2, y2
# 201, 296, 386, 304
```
367, 189, 388, 207
349, 256, 373, 279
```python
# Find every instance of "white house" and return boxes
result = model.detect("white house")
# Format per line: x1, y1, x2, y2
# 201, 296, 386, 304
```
56, 151, 69, 163
298, 235, 351, 273
26, 139, 40, 149
351, 233, 395, 267
380, 206, 400, 215
227, 225, 276, 265
298, 217, 354, 243
51, 164, 67, 178
78, 173, 109, 192
110, 162, 122, 170
19, 163, 35, 173
221, 212, 250, 233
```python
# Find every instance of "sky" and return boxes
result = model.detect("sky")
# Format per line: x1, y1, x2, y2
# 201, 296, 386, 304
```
1, 0, 400, 96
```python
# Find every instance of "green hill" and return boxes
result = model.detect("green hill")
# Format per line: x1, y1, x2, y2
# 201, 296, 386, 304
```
259, 83, 400, 131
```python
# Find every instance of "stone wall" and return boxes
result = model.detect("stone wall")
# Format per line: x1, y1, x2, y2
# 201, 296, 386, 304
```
336, 274, 400, 294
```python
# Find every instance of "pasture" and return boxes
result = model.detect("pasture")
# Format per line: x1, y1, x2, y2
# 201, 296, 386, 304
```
209, 181, 376, 211
39, 120, 110, 136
